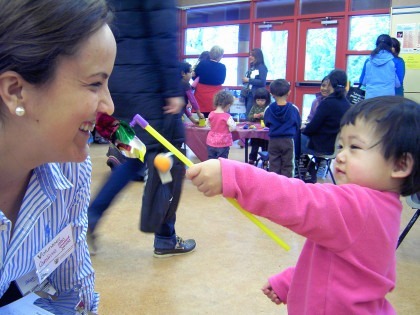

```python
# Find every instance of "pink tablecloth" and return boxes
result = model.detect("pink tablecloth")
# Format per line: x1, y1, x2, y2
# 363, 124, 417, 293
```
184, 122, 269, 162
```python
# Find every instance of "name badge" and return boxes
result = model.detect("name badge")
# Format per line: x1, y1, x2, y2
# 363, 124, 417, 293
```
15, 269, 56, 297
34, 224, 75, 283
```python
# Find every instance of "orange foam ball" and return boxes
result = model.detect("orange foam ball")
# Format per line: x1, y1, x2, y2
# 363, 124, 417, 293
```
154, 154, 172, 173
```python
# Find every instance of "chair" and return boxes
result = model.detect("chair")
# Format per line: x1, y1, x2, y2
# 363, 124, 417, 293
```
397, 192, 420, 249
255, 151, 269, 171
309, 153, 336, 184
295, 154, 314, 182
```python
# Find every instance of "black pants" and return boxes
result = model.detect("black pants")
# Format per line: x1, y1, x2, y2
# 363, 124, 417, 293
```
268, 137, 294, 177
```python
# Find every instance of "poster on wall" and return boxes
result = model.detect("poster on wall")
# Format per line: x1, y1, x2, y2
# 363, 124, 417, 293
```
395, 23, 420, 69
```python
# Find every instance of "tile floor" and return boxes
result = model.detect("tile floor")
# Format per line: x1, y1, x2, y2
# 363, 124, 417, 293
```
89, 142, 420, 315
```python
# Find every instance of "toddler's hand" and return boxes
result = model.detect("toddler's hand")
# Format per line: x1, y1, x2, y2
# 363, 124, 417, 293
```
261, 282, 283, 305
186, 159, 223, 197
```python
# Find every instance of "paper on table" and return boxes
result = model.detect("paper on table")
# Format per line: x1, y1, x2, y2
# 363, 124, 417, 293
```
0, 292, 54, 315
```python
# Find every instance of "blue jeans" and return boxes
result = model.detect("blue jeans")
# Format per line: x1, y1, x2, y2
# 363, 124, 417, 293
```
88, 157, 177, 249
207, 145, 230, 159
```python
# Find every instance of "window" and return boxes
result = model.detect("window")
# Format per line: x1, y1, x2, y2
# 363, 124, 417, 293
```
256, 0, 295, 18
300, 0, 345, 15
351, 0, 391, 11
185, 25, 250, 55
346, 55, 366, 85
348, 15, 390, 51
185, 3, 250, 25
261, 30, 289, 80
304, 27, 337, 80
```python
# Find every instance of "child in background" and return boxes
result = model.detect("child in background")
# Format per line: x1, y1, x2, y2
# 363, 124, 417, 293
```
264, 79, 301, 177
180, 61, 204, 125
186, 96, 420, 314
207, 90, 236, 159
191, 51, 210, 89
247, 87, 271, 165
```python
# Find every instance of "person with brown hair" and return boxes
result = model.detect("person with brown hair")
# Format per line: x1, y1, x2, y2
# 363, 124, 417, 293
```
242, 48, 268, 116
0, 0, 115, 312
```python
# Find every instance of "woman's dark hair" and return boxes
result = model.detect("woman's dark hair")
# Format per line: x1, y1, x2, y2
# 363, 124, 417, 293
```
0, 0, 113, 86
253, 88, 271, 104
326, 69, 348, 99
199, 51, 210, 62
250, 48, 265, 67
371, 34, 393, 56
391, 37, 401, 56
340, 96, 420, 196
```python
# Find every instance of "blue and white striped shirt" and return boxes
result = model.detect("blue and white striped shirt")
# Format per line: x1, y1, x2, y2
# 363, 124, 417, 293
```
0, 158, 99, 314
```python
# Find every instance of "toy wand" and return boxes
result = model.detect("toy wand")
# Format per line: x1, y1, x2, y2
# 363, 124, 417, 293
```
130, 114, 290, 251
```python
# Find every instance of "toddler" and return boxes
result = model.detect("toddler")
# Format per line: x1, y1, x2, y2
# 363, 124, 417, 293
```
264, 79, 301, 177
179, 61, 204, 124
206, 90, 236, 159
187, 96, 420, 314
247, 87, 271, 165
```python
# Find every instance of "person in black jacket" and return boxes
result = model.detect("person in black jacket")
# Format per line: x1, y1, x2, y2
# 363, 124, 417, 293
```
88, 0, 196, 257
301, 69, 351, 180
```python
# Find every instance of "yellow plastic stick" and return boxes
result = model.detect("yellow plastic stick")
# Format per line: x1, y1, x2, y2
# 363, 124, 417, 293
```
130, 115, 290, 251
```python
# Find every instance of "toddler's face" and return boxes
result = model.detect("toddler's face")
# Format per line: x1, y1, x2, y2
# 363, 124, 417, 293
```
334, 119, 395, 191
256, 99, 267, 107
183, 69, 192, 81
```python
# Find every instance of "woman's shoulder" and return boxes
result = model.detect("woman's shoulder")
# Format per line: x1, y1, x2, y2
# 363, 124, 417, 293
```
256, 63, 268, 71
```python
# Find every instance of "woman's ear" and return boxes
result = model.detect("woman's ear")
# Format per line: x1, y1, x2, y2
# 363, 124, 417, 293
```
392, 153, 414, 179
0, 71, 23, 114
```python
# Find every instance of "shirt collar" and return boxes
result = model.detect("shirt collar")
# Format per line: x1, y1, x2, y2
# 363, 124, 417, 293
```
34, 163, 73, 201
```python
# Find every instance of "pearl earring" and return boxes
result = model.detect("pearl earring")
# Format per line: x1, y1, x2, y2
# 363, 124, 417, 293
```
15, 106, 25, 116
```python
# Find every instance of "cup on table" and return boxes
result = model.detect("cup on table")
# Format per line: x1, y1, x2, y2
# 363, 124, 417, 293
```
260, 119, 265, 128
198, 118, 206, 127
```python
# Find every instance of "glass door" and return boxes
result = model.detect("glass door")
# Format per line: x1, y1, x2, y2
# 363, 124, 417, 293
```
254, 21, 296, 88
295, 18, 346, 120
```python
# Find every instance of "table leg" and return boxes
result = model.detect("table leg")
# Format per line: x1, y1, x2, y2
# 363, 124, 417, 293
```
244, 138, 249, 163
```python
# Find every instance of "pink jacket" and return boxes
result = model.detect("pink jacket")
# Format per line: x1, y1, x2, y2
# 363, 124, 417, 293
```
221, 159, 401, 315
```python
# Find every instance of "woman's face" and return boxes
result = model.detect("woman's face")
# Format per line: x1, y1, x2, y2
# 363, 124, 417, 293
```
320, 79, 333, 97
22, 24, 116, 163
249, 53, 256, 65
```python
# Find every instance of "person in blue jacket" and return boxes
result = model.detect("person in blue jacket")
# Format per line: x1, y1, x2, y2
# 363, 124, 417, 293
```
264, 79, 301, 177
391, 37, 405, 96
359, 34, 403, 99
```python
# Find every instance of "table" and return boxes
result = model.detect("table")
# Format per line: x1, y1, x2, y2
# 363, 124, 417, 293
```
184, 122, 269, 162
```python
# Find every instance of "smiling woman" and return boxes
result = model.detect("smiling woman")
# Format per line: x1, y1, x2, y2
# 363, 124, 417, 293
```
0, 0, 115, 314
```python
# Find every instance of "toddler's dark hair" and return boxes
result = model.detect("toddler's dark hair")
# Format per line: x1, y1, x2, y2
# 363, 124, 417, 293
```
179, 61, 192, 77
214, 90, 234, 109
340, 96, 420, 196
269, 79, 290, 97
253, 88, 271, 104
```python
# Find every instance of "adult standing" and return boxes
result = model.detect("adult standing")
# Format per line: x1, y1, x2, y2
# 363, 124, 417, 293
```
193, 45, 226, 117
391, 37, 405, 96
243, 48, 268, 116
0, 0, 115, 312
88, 0, 196, 258
359, 34, 403, 99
